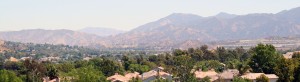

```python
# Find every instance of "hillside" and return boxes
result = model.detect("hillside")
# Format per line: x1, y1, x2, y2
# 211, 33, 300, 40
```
0, 29, 103, 47
104, 7, 300, 49
79, 27, 125, 37
2, 7, 300, 49
0, 40, 9, 53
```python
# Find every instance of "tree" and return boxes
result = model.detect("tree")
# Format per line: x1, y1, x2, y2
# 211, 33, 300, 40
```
128, 64, 150, 74
256, 74, 269, 82
225, 59, 241, 69
294, 65, 300, 82
237, 62, 251, 75
66, 66, 107, 82
45, 65, 58, 80
217, 47, 230, 62
173, 55, 197, 82
190, 48, 204, 61
199, 76, 211, 82
173, 49, 187, 56
275, 58, 299, 82
153, 78, 170, 82
94, 59, 124, 76
23, 59, 46, 82
129, 77, 142, 82
232, 76, 251, 82
249, 44, 282, 74
292, 52, 300, 58
0, 69, 22, 82
195, 60, 225, 72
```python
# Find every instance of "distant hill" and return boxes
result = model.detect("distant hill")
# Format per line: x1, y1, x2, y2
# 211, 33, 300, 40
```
79, 27, 125, 37
3, 7, 300, 49
0, 40, 9, 53
104, 7, 300, 49
0, 29, 103, 46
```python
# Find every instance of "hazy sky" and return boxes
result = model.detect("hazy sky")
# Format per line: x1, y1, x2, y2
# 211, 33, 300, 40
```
1, 0, 300, 31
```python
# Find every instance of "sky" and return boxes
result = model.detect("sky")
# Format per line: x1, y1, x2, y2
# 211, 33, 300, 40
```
1, 0, 300, 31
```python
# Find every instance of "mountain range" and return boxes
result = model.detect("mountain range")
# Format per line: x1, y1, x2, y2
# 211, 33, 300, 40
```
0, 29, 103, 46
79, 27, 125, 37
2, 7, 300, 49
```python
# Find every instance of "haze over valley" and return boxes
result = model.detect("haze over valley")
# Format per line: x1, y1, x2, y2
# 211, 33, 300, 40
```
2, 7, 300, 50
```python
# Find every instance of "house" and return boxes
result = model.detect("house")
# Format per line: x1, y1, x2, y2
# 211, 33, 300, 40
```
43, 77, 60, 82
83, 57, 92, 61
240, 73, 278, 82
20, 57, 32, 61
6, 57, 19, 62
283, 52, 294, 59
39, 56, 60, 62
194, 69, 218, 82
283, 51, 300, 59
125, 72, 141, 79
141, 67, 172, 82
217, 69, 239, 82
107, 73, 130, 82
107, 72, 140, 82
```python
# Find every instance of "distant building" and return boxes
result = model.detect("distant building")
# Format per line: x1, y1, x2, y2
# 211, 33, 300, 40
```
43, 77, 60, 82
194, 69, 218, 82
20, 57, 32, 61
125, 72, 140, 79
141, 67, 172, 82
107, 73, 130, 82
107, 72, 140, 82
217, 69, 239, 82
82, 57, 92, 61
39, 56, 60, 62
283, 51, 300, 59
240, 73, 278, 82
6, 57, 19, 62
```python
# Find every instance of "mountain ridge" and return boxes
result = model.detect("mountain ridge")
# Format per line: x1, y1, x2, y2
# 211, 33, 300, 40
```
2, 7, 300, 49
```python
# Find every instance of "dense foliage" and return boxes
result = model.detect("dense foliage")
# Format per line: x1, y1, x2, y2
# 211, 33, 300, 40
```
0, 43, 300, 82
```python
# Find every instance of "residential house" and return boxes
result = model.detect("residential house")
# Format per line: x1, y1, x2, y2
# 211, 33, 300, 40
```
39, 56, 60, 62
107, 73, 130, 82
107, 72, 140, 82
194, 69, 218, 82
6, 57, 19, 62
283, 51, 300, 59
20, 57, 32, 61
43, 77, 60, 82
240, 73, 278, 82
141, 67, 172, 82
125, 72, 141, 79
217, 69, 239, 82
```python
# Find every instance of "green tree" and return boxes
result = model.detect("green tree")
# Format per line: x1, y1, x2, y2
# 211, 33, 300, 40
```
0, 69, 22, 82
173, 49, 187, 56
199, 76, 211, 82
294, 64, 300, 82
129, 77, 142, 82
153, 78, 170, 82
66, 66, 107, 82
195, 60, 225, 72
249, 44, 282, 74
232, 76, 251, 82
23, 59, 46, 82
275, 58, 299, 82
95, 59, 124, 76
46, 64, 58, 80
237, 62, 251, 75
173, 55, 198, 82
128, 64, 150, 74
256, 74, 269, 82
292, 52, 300, 58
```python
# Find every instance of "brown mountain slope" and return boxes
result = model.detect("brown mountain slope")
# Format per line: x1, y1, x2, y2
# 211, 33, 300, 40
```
104, 7, 300, 49
0, 29, 103, 47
